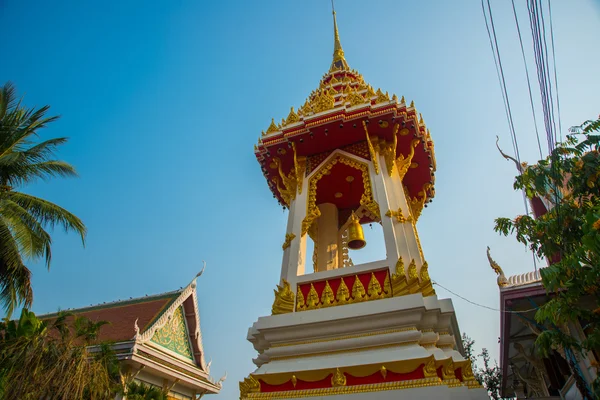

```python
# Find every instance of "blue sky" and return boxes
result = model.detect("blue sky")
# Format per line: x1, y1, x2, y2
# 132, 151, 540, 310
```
1, 0, 599, 398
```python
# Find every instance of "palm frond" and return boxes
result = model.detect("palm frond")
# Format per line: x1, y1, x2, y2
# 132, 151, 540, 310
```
5, 191, 86, 245
0, 218, 32, 317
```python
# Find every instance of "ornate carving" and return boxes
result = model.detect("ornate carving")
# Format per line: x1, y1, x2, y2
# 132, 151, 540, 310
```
266, 118, 278, 134
383, 273, 391, 296
367, 272, 384, 299
272, 157, 297, 206
378, 125, 398, 176
362, 121, 379, 174
408, 259, 418, 280
239, 375, 260, 399
271, 279, 295, 315
375, 88, 390, 104
331, 368, 347, 387
461, 360, 475, 381
296, 286, 306, 311
320, 281, 335, 307
286, 107, 299, 124
304, 154, 377, 237
391, 257, 409, 297
336, 278, 351, 304
487, 246, 509, 287
419, 262, 436, 297
423, 358, 438, 378
291, 375, 297, 388
442, 361, 456, 380
291, 143, 306, 195
380, 366, 387, 379
305, 283, 320, 310
310, 89, 335, 113
150, 306, 193, 360
385, 207, 412, 223
282, 233, 296, 250
396, 139, 420, 181
351, 275, 366, 302
347, 88, 365, 106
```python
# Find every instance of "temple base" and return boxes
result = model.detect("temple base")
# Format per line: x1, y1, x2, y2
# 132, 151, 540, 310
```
241, 292, 488, 400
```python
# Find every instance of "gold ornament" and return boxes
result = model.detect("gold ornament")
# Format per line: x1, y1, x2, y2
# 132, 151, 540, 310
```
310, 89, 335, 113
442, 361, 456, 380
296, 286, 306, 311
320, 281, 335, 307
286, 107, 299, 124
383, 273, 391, 296
291, 375, 297, 388
396, 139, 420, 181
391, 257, 409, 297
305, 283, 320, 309
419, 262, 436, 297
408, 259, 418, 280
487, 246, 509, 287
351, 275, 366, 301
266, 118, 278, 134
291, 142, 306, 195
282, 233, 296, 251
423, 358, 438, 378
362, 121, 379, 174
331, 368, 347, 387
239, 375, 260, 399
385, 207, 412, 223
271, 279, 295, 315
336, 278, 351, 304
380, 366, 387, 379
367, 272, 384, 299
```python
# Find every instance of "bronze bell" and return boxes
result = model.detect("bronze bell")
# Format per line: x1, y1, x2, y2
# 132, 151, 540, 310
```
347, 211, 366, 250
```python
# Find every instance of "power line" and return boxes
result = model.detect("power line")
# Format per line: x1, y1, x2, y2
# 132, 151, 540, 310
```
547, 0, 563, 142
511, 0, 543, 160
432, 281, 539, 314
482, 0, 531, 217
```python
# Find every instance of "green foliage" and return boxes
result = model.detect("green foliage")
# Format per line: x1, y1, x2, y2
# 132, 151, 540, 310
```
0, 82, 86, 318
126, 381, 169, 400
494, 116, 600, 399
0, 308, 120, 399
462, 334, 505, 399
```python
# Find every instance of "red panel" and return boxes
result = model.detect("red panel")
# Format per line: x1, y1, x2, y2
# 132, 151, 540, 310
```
258, 365, 424, 393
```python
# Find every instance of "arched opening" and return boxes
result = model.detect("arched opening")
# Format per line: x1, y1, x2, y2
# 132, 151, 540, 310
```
302, 152, 382, 274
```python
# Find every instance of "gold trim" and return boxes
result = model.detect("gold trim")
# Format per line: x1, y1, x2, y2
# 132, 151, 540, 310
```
243, 377, 443, 399
303, 153, 379, 237
385, 207, 413, 223
282, 233, 296, 251
271, 326, 418, 348
271, 280, 295, 315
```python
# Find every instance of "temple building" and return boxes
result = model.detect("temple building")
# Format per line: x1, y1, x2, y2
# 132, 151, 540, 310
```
241, 9, 488, 400
488, 155, 598, 399
40, 272, 223, 399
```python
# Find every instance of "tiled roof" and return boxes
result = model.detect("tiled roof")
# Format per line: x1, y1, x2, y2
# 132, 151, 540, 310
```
40, 291, 181, 343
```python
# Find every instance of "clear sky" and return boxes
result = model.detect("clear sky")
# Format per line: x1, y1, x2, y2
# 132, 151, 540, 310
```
1, 0, 599, 398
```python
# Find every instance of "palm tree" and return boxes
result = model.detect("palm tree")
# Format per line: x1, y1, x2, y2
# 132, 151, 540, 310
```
0, 82, 86, 317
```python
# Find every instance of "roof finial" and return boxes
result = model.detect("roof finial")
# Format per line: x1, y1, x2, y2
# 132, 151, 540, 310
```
330, 0, 349, 72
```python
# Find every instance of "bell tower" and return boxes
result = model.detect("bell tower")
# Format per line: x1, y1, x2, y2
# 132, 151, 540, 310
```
241, 8, 488, 400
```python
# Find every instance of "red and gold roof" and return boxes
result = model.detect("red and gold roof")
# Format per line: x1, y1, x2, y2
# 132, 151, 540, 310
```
254, 11, 436, 211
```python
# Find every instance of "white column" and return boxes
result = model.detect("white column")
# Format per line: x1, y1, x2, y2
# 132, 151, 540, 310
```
315, 203, 339, 272
373, 153, 425, 277
279, 176, 308, 289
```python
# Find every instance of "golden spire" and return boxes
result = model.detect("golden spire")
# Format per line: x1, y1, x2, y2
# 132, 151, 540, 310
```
330, 1, 349, 72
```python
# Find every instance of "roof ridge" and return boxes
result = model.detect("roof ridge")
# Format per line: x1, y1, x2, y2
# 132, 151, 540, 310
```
38, 287, 185, 318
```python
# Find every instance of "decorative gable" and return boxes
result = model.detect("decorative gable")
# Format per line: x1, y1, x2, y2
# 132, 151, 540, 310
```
150, 306, 194, 360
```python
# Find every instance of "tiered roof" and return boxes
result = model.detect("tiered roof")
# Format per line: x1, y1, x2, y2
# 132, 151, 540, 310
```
254, 11, 436, 215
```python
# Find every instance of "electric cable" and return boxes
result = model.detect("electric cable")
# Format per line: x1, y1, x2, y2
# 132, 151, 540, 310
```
511, 0, 544, 160
432, 281, 539, 314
